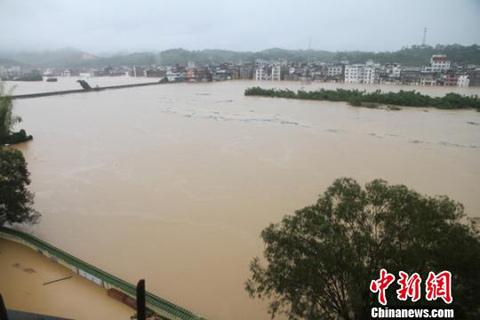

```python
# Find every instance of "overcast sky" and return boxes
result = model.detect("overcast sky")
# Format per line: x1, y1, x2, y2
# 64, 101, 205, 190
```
1, 0, 479, 54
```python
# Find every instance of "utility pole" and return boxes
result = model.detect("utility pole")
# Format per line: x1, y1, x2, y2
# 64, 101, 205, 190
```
136, 279, 146, 320
422, 27, 427, 46
0, 295, 9, 320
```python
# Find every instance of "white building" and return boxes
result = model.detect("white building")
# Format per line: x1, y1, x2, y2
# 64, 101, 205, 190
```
344, 65, 360, 83
344, 65, 375, 84
362, 66, 375, 84
457, 74, 470, 87
425, 55, 451, 72
271, 65, 281, 81
385, 63, 401, 78
255, 67, 265, 81
391, 66, 401, 78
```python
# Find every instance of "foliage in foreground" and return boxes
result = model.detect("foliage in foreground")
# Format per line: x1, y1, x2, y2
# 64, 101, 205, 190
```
0, 148, 40, 226
0, 82, 33, 145
246, 178, 480, 320
245, 87, 480, 110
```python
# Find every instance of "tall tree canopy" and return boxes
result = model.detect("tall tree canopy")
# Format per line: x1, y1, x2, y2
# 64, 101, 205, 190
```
246, 178, 480, 320
0, 148, 40, 226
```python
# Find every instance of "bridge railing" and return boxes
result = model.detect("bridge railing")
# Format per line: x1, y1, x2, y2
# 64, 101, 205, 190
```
0, 227, 205, 320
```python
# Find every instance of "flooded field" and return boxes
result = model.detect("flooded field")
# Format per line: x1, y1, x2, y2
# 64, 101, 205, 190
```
3, 79, 480, 319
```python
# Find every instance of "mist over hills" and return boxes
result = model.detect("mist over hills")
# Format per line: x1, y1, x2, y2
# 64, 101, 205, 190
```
1, 44, 479, 68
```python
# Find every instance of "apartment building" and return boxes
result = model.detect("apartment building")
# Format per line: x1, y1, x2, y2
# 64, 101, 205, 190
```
271, 65, 281, 81
255, 66, 266, 80
344, 65, 375, 84
327, 64, 343, 77
425, 55, 451, 72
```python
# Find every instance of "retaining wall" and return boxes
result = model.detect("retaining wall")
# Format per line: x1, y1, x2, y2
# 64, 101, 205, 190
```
0, 227, 205, 320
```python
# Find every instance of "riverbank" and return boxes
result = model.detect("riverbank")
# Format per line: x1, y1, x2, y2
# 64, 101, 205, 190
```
245, 86, 480, 110
0, 227, 204, 320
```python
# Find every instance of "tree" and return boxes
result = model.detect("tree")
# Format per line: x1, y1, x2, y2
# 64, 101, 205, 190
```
0, 148, 40, 226
0, 81, 32, 145
0, 82, 20, 143
246, 178, 480, 320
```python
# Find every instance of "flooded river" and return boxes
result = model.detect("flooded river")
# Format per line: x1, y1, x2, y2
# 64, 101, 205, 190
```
3, 78, 480, 319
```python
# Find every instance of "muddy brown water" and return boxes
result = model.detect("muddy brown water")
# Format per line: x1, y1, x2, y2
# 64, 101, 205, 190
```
0, 238, 135, 319
3, 78, 480, 319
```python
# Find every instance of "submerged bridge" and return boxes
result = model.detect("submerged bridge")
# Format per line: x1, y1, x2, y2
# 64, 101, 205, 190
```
10, 81, 166, 100
0, 227, 205, 320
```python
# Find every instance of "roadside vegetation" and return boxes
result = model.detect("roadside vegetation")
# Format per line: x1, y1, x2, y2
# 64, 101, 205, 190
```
245, 87, 480, 110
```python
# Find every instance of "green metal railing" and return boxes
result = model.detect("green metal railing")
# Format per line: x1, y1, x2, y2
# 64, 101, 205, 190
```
0, 227, 205, 320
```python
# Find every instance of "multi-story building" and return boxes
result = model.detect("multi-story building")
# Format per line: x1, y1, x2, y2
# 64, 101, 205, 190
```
400, 68, 422, 85
344, 64, 375, 84
327, 64, 343, 77
467, 68, 480, 86
239, 63, 254, 80
344, 65, 360, 83
425, 55, 451, 72
362, 66, 375, 84
443, 70, 470, 86
457, 74, 469, 87
444, 71, 458, 86
271, 65, 281, 81
385, 63, 401, 78
254, 64, 281, 81
255, 66, 266, 81
130, 66, 145, 77
420, 72, 437, 86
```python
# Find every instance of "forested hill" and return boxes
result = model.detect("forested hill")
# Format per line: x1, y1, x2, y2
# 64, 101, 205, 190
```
1, 44, 479, 68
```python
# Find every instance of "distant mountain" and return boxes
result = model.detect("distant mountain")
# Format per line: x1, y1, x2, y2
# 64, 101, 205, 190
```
1, 44, 479, 68
0, 47, 98, 68
0, 57, 24, 67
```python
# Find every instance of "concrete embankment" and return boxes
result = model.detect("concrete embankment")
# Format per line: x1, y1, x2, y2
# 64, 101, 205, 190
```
11, 81, 165, 100
0, 227, 205, 320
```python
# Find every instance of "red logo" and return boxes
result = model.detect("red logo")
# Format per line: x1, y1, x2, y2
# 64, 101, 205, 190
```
425, 271, 453, 304
370, 269, 396, 305
370, 270, 453, 305
397, 271, 422, 302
